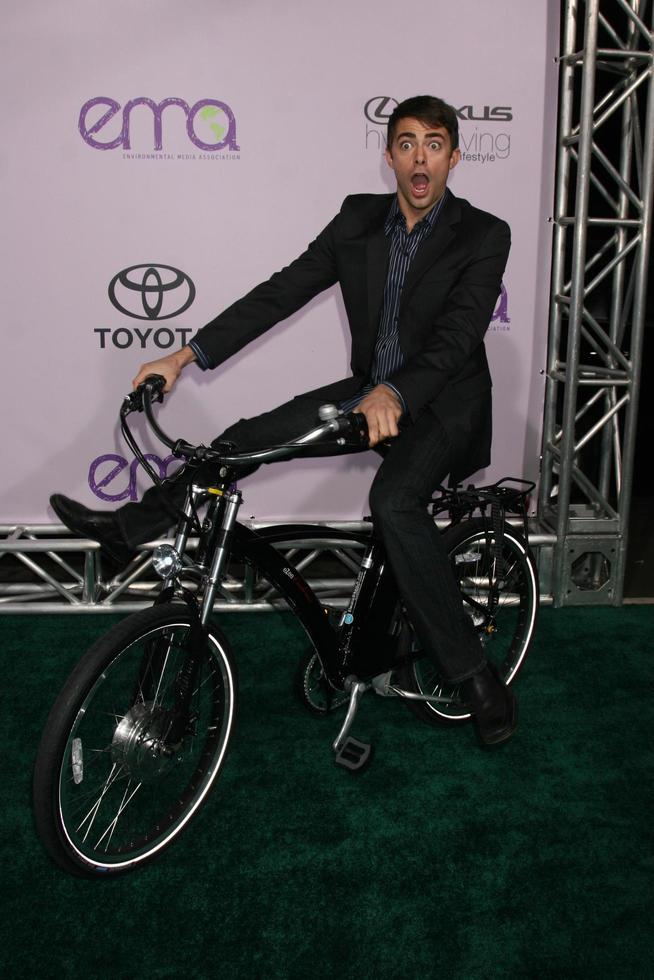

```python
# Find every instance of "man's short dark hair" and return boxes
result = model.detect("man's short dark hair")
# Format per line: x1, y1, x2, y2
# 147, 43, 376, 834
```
387, 95, 459, 152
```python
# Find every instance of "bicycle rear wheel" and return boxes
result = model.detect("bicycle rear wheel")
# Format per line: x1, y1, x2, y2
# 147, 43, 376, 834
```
33, 604, 238, 877
396, 518, 538, 725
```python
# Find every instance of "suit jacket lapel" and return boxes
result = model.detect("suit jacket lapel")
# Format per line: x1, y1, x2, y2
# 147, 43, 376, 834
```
401, 192, 462, 298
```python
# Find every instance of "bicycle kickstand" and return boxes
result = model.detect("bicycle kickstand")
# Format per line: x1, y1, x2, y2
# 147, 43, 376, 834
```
332, 676, 373, 772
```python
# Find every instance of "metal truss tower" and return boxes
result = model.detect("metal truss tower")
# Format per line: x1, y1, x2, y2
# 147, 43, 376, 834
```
539, 0, 654, 605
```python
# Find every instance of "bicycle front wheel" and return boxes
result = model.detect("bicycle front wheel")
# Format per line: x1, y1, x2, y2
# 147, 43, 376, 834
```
397, 518, 538, 725
33, 605, 238, 877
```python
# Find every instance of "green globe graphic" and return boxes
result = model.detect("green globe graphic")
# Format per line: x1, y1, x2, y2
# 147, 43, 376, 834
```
199, 105, 226, 143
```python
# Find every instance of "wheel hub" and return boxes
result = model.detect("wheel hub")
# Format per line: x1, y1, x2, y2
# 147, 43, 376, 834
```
111, 703, 180, 781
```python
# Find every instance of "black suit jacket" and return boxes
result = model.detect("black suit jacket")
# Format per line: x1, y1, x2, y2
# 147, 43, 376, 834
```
191, 191, 511, 482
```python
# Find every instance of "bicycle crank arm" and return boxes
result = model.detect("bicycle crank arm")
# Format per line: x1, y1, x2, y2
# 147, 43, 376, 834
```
332, 676, 373, 772
333, 676, 369, 752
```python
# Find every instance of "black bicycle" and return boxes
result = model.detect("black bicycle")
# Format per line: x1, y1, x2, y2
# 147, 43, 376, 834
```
33, 376, 539, 877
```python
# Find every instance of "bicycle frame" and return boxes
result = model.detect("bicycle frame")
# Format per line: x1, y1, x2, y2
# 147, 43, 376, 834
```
163, 479, 406, 690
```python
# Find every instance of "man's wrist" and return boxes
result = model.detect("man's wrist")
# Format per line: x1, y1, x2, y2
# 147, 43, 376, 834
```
186, 338, 211, 370
173, 345, 197, 369
380, 382, 406, 414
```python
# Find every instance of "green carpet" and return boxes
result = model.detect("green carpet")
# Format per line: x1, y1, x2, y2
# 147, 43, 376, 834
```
1, 606, 653, 979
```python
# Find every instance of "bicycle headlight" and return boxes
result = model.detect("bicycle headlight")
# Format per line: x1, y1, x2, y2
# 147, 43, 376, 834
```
152, 544, 183, 580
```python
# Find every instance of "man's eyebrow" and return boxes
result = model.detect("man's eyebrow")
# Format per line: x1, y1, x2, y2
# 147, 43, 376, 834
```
395, 129, 446, 140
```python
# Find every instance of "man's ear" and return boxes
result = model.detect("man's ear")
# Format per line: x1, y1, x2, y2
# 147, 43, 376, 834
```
449, 148, 461, 171
384, 146, 394, 169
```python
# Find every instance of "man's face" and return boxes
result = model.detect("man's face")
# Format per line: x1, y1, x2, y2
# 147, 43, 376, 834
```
385, 117, 461, 226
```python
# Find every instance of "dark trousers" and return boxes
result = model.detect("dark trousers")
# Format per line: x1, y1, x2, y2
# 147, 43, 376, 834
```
116, 391, 485, 683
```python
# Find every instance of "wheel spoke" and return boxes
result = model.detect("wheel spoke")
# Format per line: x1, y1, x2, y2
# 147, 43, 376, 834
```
76, 762, 126, 839
94, 779, 143, 851
150, 633, 176, 705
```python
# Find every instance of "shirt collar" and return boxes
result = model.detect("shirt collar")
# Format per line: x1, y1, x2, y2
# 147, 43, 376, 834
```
384, 187, 449, 237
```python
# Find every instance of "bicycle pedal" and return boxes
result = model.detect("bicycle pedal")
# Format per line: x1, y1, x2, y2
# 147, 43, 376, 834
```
334, 736, 373, 772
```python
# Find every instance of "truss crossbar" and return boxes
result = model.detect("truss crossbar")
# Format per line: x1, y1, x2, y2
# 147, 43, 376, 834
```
0, 522, 555, 614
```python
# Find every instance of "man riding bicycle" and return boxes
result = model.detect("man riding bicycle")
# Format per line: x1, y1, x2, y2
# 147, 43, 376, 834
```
51, 94, 516, 747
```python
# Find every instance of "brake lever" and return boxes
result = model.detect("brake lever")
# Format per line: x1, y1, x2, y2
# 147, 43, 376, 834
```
121, 374, 167, 417
121, 389, 143, 416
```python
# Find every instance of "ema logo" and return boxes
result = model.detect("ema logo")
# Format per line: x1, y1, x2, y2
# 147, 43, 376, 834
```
89, 453, 180, 502
79, 97, 239, 152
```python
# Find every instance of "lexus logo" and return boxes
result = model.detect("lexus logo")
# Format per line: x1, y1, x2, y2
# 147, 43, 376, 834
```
364, 97, 513, 126
108, 264, 196, 320
364, 96, 398, 125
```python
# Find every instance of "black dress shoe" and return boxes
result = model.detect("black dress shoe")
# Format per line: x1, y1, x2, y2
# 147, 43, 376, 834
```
461, 661, 518, 747
50, 494, 136, 569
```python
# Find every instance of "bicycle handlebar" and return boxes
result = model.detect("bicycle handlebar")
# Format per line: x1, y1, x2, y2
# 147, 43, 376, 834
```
122, 374, 370, 472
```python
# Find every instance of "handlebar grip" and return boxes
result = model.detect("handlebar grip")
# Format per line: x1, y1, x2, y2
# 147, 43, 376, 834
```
122, 374, 168, 416
338, 410, 369, 447
140, 374, 167, 399
347, 411, 369, 439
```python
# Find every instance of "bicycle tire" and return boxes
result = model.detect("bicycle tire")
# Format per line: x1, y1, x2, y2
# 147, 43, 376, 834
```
396, 517, 538, 725
33, 604, 238, 878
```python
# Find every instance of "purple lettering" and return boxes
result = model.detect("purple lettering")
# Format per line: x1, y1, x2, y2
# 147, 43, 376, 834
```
88, 454, 132, 502
492, 283, 510, 324
89, 453, 181, 503
79, 97, 124, 150
122, 97, 190, 151
80, 96, 239, 152
130, 454, 181, 497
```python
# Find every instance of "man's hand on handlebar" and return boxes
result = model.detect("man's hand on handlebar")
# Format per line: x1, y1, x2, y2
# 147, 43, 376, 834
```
132, 346, 197, 393
354, 384, 403, 447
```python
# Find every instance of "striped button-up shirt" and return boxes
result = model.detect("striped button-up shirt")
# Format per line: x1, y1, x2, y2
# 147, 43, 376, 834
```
340, 190, 449, 415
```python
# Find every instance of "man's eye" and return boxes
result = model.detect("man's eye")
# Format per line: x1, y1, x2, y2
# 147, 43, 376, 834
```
400, 141, 412, 150
429, 141, 442, 150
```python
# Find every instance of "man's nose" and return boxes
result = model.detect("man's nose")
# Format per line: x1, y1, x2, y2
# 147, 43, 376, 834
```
415, 144, 426, 163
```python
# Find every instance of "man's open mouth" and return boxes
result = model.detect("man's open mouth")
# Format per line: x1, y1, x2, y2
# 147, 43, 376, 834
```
411, 173, 430, 196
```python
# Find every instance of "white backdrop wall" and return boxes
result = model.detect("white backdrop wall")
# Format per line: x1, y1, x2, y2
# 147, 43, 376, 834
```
1, 0, 559, 522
